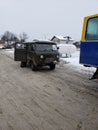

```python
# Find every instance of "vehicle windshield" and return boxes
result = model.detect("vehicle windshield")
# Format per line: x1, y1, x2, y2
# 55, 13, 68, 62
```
86, 17, 98, 40
35, 43, 57, 51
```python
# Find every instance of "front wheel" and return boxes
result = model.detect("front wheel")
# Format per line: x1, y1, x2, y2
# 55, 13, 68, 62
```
31, 62, 37, 71
50, 64, 55, 70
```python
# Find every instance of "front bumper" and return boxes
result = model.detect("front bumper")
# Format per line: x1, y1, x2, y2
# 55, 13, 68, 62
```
36, 58, 59, 66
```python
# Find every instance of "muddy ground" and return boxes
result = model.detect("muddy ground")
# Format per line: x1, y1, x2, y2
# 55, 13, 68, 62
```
0, 49, 98, 130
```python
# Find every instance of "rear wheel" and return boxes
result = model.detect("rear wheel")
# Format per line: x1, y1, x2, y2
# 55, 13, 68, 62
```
20, 62, 26, 67
50, 64, 55, 70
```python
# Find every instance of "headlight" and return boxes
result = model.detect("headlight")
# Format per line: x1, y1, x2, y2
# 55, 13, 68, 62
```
57, 55, 59, 58
40, 55, 44, 59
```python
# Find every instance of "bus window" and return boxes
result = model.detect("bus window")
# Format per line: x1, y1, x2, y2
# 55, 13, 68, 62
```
86, 17, 98, 40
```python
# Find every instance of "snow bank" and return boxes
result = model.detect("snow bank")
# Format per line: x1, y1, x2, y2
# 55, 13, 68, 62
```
57, 44, 76, 58
4, 48, 14, 53
60, 50, 96, 75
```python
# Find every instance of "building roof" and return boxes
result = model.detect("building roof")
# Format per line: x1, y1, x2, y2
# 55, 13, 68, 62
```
51, 35, 74, 41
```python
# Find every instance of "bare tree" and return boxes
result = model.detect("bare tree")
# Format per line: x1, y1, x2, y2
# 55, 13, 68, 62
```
1, 31, 19, 45
19, 32, 28, 42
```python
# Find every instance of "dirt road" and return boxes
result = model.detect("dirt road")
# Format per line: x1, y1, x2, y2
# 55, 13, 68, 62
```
0, 49, 98, 130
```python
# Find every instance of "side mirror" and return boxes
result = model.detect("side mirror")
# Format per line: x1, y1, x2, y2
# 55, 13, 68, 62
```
57, 47, 59, 50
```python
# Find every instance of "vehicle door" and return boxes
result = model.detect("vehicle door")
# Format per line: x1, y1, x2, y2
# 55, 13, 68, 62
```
27, 43, 36, 62
14, 42, 27, 61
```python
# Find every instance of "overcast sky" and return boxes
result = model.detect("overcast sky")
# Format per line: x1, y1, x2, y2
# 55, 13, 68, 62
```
0, 0, 98, 41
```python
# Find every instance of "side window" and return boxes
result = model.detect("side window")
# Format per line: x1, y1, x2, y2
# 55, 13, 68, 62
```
16, 43, 26, 49
28, 44, 35, 51
52, 45, 57, 50
31, 44, 36, 51
31, 44, 34, 51
28, 44, 31, 51
86, 17, 98, 40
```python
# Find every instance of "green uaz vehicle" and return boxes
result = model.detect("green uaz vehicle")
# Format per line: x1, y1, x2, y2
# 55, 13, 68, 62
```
14, 41, 59, 71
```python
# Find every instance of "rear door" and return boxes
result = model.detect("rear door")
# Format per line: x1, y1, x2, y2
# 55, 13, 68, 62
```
14, 42, 27, 61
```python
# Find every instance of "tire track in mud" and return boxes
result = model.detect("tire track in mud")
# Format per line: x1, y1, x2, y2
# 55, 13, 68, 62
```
39, 67, 98, 99
36, 67, 98, 130
1, 50, 98, 130
0, 52, 71, 129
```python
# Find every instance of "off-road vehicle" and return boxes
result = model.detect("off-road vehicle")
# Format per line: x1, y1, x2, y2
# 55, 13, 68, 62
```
14, 41, 59, 70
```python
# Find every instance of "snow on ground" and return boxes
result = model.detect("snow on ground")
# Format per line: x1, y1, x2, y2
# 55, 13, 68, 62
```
4, 48, 14, 53
60, 49, 96, 76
